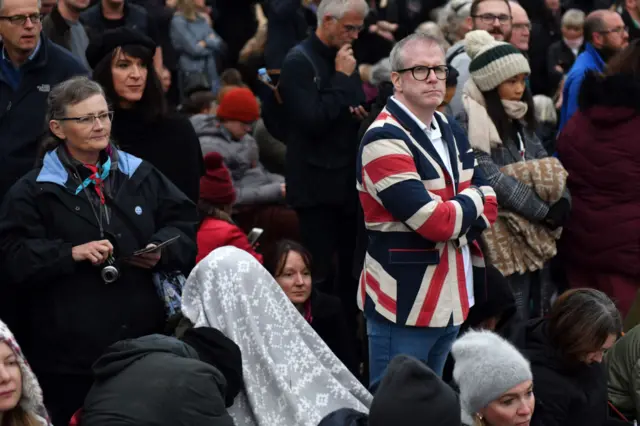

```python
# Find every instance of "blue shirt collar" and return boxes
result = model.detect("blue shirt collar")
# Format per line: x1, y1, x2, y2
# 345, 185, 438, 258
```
2, 37, 42, 67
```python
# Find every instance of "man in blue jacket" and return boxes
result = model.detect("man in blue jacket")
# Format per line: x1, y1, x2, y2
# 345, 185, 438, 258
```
558, 9, 628, 131
0, 0, 88, 202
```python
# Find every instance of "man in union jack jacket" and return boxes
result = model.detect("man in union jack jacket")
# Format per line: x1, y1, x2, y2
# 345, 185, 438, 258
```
357, 33, 498, 385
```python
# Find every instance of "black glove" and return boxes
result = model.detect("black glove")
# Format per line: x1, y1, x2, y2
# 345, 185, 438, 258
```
544, 198, 570, 230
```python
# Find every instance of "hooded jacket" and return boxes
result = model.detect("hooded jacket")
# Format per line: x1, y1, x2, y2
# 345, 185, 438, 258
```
189, 114, 285, 206
557, 72, 640, 278
81, 334, 234, 426
0, 319, 51, 426
517, 319, 618, 426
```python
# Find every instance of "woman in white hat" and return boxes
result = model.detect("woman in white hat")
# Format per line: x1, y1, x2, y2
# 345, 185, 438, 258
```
453, 330, 534, 426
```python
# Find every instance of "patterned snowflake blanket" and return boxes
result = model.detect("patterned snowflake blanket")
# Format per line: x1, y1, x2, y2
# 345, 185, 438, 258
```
181, 246, 372, 426
481, 157, 568, 276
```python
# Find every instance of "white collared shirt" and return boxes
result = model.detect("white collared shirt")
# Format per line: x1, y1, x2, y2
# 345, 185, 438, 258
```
391, 96, 475, 308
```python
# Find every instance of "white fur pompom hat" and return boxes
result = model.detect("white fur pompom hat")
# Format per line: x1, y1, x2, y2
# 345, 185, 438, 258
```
0, 319, 51, 425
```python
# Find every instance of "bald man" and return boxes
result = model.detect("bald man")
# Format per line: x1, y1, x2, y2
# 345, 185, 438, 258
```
558, 10, 629, 131
509, 2, 531, 52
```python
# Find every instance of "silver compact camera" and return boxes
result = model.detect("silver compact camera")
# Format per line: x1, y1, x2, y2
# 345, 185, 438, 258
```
101, 255, 119, 284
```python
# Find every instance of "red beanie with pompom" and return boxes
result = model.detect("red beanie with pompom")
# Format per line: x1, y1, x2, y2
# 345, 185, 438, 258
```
199, 152, 236, 206
216, 87, 260, 123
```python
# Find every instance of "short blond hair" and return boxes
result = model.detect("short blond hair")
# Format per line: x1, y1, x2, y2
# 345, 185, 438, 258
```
562, 9, 585, 28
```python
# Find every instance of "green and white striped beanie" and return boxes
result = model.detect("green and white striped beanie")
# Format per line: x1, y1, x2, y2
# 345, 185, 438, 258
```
464, 30, 531, 92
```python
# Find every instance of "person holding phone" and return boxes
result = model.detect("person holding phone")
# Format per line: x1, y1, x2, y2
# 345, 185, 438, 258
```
196, 152, 263, 264
0, 77, 198, 426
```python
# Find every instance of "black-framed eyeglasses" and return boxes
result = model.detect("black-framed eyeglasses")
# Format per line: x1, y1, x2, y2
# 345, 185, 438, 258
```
472, 13, 511, 25
395, 65, 449, 81
55, 111, 115, 127
0, 13, 42, 26
599, 26, 628, 35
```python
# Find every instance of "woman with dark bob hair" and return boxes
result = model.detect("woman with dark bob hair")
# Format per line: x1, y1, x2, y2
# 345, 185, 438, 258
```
263, 240, 357, 374
516, 288, 623, 426
0, 76, 198, 425
87, 27, 204, 203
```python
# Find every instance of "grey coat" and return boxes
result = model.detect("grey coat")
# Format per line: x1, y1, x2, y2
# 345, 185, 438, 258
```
170, 13, 223, 89
459, 113, 570, 222
190, 114, 285, 206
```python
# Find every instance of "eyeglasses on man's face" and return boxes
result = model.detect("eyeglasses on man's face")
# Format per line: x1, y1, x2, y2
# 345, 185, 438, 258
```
599, 25, 628, 35
56, 111, 115, 127
472, 13, 512, 25
0, 13, 42, 26
395, 65, 449, 81
330, 16, 363, 34
513, 22, 532, 31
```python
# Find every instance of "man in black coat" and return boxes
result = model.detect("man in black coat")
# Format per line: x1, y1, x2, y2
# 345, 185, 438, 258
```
0, 0, 88, 202
278, 0, 369, 344
81, 328, 244, 426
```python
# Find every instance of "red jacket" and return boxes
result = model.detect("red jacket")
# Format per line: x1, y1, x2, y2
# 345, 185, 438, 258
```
196, 217, 263, 264
557, 72, 640, 277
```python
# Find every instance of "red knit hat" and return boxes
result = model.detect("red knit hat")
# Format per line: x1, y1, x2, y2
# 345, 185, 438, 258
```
200, 152, 237, 205
216, 87, 260, 123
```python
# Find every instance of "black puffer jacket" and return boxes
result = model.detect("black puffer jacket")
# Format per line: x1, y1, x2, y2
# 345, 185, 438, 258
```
517, 319, 628, 426
81, 333, 235, 426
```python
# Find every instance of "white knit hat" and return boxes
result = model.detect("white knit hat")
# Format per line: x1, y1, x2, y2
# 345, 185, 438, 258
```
452, 330, 532, 420
0, 319, 51, 425
464, 30, 531, 91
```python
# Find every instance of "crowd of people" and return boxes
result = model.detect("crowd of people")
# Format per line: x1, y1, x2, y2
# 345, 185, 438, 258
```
0, 0, 639, 424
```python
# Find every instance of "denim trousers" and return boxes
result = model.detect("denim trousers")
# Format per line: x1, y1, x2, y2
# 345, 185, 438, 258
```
366, 313, 460, 387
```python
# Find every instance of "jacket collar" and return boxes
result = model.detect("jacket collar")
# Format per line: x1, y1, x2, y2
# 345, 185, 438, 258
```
583, 42, 606, 71
99, 0, 131, 21
309, 32, 338, 62
386, 97, 461, 186
36, 145, 143, 188
49, 5, 71, 32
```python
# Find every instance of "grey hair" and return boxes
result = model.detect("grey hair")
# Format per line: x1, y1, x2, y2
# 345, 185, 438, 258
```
0, 0, 41, 12
39, 77, 107, 159
533, 94, 557, 125
316, 0, 369, 27
562, 8, 586, 28
390, 33, 446, 71
439, 0, 473, 43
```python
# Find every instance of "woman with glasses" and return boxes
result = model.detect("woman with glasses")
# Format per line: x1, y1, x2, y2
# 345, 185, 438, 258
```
87, 27, 204, 203
0, 76, 198, 426
461, 30, 571, 321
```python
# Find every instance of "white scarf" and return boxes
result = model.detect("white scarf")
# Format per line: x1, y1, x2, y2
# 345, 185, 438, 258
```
181, 246, 372, 426
462, 79, 528, 154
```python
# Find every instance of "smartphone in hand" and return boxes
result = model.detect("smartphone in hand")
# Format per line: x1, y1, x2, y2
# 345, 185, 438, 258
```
247, 228, 264, 246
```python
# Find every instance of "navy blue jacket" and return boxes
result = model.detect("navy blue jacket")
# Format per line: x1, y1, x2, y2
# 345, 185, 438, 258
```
0, 35, 88, 201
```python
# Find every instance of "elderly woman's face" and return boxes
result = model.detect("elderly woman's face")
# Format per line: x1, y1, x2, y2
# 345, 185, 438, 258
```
0, 342, 22, 413
480, 380, 534, 426
50, 94, 112, 158
111, 49, 148, 107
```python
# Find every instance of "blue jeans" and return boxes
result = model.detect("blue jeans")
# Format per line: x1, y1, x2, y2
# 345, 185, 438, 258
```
367, 313, 460, 387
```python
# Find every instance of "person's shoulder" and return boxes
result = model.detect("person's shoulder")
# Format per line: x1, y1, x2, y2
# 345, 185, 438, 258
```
45, 39, 88, 74
311, 290, 343, 317
129, 2, 150, 16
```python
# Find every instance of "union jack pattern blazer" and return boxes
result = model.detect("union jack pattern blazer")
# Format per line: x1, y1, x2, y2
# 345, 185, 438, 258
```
356, 99, 498, 327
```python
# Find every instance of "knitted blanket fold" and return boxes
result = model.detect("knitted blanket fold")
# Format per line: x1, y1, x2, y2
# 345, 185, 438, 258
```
181, 246, 372, 426
481, 157, 568, 276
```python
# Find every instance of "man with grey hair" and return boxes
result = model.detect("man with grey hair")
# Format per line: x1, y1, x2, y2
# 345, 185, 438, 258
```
357, 33, 497, 383
559, 9, 628, 131
508, 1, 530, 52
278, 0, 369, 364
0, 0, 88, 201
